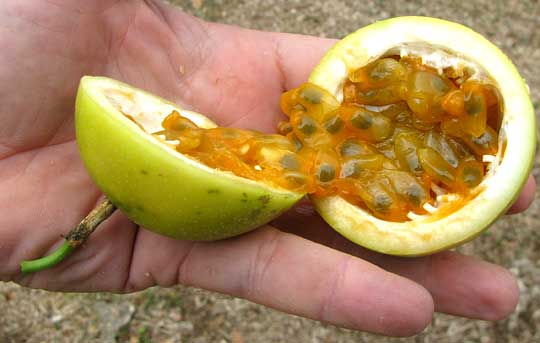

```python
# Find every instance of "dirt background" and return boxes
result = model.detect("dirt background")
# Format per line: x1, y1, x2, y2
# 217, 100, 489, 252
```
1, 0, 539, 342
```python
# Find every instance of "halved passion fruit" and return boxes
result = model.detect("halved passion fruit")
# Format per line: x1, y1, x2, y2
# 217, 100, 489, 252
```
21, 16, 535, 273
75, 77, 304, 241
306, 16, 535, 255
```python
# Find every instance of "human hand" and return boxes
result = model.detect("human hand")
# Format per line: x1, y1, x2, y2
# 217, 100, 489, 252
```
0, 0, 535, 336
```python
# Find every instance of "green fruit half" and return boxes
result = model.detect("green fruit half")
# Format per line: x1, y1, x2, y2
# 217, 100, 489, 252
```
309, 16, 536, 256
75, 76, 303, 240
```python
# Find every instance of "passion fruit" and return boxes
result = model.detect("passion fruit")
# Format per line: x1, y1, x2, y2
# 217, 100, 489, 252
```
75, 76, 303, 241
307, 16, 535, 255
21, 16, 535, 273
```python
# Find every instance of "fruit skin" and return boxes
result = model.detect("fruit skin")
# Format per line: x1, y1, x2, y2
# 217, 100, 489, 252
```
309, 17, 536, 256
75, 76, 303, 241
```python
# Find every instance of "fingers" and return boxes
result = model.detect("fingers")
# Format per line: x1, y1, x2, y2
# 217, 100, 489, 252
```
203, 15, 336, 91
381, 251, 519, 321
507, 175, 536, 214
265, 32, 336, 89
125, 227, 433, 336
273, 201, 520, 321
354, 245, 519, 321
347, 248, 519, 321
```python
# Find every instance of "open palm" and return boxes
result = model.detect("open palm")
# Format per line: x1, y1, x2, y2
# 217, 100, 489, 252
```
0, 0, 535, 336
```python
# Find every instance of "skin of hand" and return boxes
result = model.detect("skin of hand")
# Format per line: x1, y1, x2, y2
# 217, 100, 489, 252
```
0, 0, 536, 337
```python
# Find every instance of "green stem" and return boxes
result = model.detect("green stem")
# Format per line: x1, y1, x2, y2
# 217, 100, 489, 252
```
20, 241, 74, 274
20, 199, 117, 274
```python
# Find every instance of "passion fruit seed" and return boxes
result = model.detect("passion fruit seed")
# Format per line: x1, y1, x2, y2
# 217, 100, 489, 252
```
314, 149, 340, 185
295, 113, 318, 136
323, 115, 344, 134
357, 176, 404, 220
280, 153, 300, 171
357, 86, 402, 105
442, 90, 465, 117
287, 132, 303, 151
277, 121, 293, 135
340, 159, 364, 178
394, 133, 424, 174
317, 164, 336, 183
379, 102, 410, 119
457, 160, 485, 189
424, 131, 459, 168
384, 170, 428, 207
462, 126, 498, 155
418, 147, 456, 186
338, 139, 377, 157
349, 107, 374, 129
300, 85, 323, 104
287, 83, 340, 121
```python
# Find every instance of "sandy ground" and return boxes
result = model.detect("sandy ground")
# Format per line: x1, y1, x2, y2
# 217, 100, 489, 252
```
1, 0, 539, 342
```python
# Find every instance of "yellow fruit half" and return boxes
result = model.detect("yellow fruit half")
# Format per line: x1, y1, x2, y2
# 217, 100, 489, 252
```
75, 77, 303, 240
309, 16, 535, 256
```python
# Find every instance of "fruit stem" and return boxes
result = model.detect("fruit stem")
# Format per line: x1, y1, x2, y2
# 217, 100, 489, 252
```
20, 199, 117, 274
20, 241, 74, 274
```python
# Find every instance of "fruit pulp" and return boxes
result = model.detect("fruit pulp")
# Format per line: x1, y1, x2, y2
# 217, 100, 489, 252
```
120, 56, 502, 222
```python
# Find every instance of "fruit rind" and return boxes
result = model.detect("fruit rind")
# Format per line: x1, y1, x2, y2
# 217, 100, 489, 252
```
76, 76, 303, 241
309, 17, 535, 256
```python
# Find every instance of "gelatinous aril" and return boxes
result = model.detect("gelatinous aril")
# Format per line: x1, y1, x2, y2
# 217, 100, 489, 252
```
418, 147, 456, 186
378, 102, 410, 119
342, 105, 394, 142
441, 90, 465, 117
462, 126, 498, 156
394, 133, 424, 175
349, 58, 406, 88
410, 71, 452, 95
356, 86, 402, 105
340, 159, 364, 178
384, 170, 428, 208
461, 81, 488, 137
455, 160, 485, 190
314, 148, 340, 185
338, 138, 378, 158
323, 114, 344, 134
424, 131, 459, 168
440, 118, 464, 137
356, 175, 404, 221
281, 83, 340, 122
345, 105, 373, 129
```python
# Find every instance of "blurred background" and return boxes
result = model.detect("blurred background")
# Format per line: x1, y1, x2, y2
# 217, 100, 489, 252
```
1, 0, 539, 342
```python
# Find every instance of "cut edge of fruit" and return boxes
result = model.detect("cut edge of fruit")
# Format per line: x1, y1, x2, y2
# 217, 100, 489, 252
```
309, 16, 535, 255
79, 76, 304, 197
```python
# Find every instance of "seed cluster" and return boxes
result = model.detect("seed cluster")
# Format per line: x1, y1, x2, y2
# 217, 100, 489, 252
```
153, 56, 501, 222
